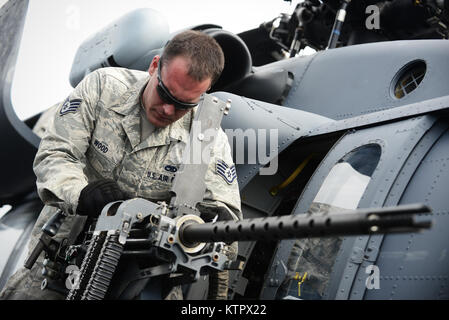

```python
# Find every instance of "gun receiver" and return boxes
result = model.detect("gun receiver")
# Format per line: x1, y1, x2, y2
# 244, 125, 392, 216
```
180, 204, 432, 245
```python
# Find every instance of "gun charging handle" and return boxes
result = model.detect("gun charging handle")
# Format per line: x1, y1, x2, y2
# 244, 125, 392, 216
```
24, 209, 66, 269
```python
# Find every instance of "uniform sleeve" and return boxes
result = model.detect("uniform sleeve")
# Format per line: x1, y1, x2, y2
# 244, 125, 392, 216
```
33, 70, 102, 215
198, 129, 242, 222
32, 103, 59, 138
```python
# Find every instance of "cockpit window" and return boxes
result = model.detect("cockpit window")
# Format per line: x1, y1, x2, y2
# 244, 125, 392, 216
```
278, 144, 381, 300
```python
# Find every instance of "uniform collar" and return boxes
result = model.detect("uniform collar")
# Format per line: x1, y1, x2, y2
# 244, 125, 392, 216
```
110, 75, 194, 150
110, 77, 148, 116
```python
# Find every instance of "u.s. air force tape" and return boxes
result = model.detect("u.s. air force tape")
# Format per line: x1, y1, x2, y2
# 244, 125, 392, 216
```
216, 159, 237, 184
60, 98, 82, 116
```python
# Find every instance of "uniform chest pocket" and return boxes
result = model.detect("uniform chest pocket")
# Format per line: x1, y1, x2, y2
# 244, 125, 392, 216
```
86, 144, 116, 178
86, 135, 127, 178
139, 163, 178, 200
86, 116, 127, 177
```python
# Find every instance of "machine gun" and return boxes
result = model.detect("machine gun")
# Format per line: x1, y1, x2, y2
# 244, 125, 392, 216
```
24, 94, 432, 300
25, 197, 431, 299
68, 200, 431, 300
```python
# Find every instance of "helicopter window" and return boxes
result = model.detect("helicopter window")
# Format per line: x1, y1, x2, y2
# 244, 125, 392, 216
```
392, 60, 426, 99
280, 144, 381, 300
313, 144, 381, 210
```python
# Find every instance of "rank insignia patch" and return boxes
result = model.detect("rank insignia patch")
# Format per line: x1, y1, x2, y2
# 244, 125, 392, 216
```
216, 159, 237, 184
60, 98, 82, 116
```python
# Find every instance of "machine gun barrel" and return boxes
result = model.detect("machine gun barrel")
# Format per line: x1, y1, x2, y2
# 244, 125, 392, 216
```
180, 204, 432, 245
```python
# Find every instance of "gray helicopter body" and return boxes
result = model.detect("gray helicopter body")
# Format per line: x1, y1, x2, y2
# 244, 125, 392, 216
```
0, 0, 448, 299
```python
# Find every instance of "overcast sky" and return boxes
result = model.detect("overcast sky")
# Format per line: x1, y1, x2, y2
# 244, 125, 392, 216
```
3, 0, 300, 120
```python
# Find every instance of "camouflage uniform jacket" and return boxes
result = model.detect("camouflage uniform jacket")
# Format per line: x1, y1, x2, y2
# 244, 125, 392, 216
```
31, 66, 241, 250
34, 68, 240, 215
0, 67, 240, 300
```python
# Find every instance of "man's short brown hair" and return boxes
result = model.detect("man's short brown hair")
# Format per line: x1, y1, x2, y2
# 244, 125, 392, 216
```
161, 30, 225, 85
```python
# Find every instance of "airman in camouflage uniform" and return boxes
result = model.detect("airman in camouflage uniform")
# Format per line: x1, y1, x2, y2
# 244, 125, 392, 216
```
0, 30, 240, 300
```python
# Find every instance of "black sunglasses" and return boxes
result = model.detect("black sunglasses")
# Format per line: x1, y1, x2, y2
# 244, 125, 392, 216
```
156, 59, 199, 110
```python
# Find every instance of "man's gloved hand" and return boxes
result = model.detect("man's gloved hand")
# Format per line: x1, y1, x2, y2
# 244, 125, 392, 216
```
76, 179, 128, 219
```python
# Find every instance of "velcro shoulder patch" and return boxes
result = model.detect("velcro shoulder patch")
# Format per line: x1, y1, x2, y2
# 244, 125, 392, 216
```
216, 159, 237, 184
60, 98, 82, 116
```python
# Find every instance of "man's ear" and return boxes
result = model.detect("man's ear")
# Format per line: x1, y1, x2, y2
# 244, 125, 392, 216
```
148, 55, 160, 76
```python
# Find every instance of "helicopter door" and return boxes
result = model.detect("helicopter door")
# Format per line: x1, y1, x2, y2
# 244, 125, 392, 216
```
261, 114, 443, 299
346, 119, 449, 300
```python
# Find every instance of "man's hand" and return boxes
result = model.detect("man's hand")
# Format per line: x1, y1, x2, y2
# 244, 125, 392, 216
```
76, 179, 128, 219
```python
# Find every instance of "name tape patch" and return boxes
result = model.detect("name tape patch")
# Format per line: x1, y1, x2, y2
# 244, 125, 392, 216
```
60, 98, 82, 116
93, 139, 108, 153
216, 159, 237, 184
148, 171, 175, 183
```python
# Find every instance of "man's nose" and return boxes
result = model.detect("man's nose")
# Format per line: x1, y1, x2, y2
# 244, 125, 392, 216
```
162, 104, 175, 116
